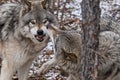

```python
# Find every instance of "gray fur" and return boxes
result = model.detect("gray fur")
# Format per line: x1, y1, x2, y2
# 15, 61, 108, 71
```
39, 24, 120, 80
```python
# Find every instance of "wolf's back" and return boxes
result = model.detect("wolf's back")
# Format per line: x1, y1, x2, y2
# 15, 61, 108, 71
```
100, 15, 120, 35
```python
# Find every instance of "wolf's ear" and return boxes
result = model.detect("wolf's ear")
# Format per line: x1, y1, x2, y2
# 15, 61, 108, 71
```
19, 0, 32, 17
21, 0, 32, 11
20, 0, 44, 17
41, 0, 53, 13
41, 0, 50, 9
21, 0, 49, 11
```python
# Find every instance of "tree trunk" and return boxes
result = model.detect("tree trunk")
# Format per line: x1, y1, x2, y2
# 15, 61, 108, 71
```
81, 0, 101, 80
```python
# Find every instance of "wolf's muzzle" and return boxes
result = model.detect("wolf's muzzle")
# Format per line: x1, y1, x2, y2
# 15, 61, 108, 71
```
37, 30, 44, 35
35, 30, 46, 42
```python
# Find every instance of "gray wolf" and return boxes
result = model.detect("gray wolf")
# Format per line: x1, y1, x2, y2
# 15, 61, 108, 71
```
38, 24, 120, 80
0, 0, 58, 80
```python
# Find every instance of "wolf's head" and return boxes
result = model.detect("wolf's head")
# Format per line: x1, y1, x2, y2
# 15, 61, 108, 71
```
19, 0, 58, 43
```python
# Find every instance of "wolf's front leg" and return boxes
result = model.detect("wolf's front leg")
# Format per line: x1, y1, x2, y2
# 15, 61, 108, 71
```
38, 58, 57, 74
0, 59, 16, 80
18, 59, 33, 80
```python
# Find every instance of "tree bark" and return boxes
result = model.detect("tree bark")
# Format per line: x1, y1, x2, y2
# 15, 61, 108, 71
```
81, 0, 101, 80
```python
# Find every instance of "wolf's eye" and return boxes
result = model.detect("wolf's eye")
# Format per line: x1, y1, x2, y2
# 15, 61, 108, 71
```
43, 19, 48, 24
29, 20, 36, 26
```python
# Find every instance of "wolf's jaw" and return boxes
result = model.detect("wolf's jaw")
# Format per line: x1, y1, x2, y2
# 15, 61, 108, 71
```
34, 34, 46, 42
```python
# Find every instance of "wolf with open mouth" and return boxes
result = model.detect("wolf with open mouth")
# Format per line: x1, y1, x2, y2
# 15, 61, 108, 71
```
0, 0, 58, 80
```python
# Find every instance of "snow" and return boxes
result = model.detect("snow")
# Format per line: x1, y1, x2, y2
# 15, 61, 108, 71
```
46, 42, 53, 50
113, 0, 120, 4
100, 1, 111, 16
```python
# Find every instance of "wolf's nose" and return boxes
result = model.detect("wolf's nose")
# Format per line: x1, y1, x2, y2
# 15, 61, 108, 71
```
37, 30, 43, 35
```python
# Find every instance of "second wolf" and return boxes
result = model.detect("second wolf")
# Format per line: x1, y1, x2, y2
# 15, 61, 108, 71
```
38, 24, 120, 80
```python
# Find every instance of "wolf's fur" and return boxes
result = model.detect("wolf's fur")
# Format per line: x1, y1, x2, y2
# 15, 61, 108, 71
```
0, 1, 58, 80
100, 15, 120, 35
38, 24, 120, 80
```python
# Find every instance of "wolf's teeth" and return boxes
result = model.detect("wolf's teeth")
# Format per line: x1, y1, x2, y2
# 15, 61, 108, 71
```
35, 35, 45, 42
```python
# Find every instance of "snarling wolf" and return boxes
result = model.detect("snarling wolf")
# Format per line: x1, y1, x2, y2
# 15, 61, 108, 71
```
0, 0, 58, 80
38, 24, 120, 80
